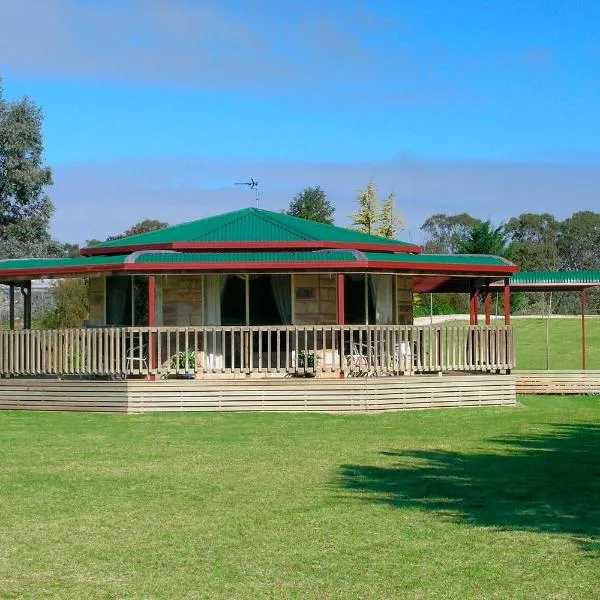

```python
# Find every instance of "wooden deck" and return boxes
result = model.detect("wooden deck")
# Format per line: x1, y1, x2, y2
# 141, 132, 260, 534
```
0, 373, 516, 414
516, 370, 600, 395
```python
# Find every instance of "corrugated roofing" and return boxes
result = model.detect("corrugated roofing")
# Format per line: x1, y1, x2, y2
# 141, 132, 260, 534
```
0, 255, 127, 271
0, 249, 517, 279
86, 208, 415, 251
508, 271, 600, 285
365, 252, 513, 267
133, 250, 359, 264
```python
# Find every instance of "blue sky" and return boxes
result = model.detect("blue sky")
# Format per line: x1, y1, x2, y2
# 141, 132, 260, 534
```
1, 0, 599, 245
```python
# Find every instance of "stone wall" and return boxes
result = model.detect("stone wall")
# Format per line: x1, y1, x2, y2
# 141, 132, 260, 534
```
293, 274, 337, 325
161, 275, 204, 326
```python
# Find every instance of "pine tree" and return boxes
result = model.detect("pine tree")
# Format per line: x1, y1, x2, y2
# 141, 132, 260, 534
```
376, 193, 404, 239
351, 179, 380, 234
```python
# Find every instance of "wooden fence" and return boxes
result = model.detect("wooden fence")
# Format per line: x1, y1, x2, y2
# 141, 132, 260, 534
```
0, 325, 515, 379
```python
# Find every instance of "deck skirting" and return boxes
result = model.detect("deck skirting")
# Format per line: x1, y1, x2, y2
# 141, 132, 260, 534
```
0, 374, 516, 413
516, 371, 600, 395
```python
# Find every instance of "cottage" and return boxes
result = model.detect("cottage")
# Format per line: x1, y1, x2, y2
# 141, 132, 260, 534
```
0, 208, 518, 412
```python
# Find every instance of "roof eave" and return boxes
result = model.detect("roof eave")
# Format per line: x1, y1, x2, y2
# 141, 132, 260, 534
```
0, 260, 518, 281
80, 240, 423, 256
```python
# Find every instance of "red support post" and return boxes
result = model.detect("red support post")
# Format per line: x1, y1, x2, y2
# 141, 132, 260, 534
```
581, 288, 586, 371
484, 284, 491, 326
148, 275, 156, 381
337, 274, 345, 378
469, 287, 479, 326
503, 279, 511, 325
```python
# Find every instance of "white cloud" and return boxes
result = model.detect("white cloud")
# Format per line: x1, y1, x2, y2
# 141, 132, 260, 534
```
49, 155, 600, 245
0, 0, 407, 99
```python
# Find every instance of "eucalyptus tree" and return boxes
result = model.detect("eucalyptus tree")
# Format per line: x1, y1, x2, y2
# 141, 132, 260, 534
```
0, 81, 60, 258
286, 186, 335, 225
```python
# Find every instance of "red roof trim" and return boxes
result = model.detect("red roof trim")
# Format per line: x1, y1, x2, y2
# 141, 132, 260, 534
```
80, 240, 423, 256
0, 259, 518, 280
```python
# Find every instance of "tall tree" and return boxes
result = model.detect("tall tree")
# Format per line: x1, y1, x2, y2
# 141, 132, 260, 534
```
420, 213, 481, 254
457, 220, 512, 258
351, 179, 380, 235
286, 186, 335, 224
40, 279, 89, 329
506, 213, 560, 271
0, 81, 58, 258
376, 193, 405, 239
106, 219, 169, 241
557, 211, 600, 271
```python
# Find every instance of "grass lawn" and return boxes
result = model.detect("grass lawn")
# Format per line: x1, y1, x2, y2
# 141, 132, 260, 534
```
0, 398, 598, 599
511, 318, 600, 370
435, 317, 600, 370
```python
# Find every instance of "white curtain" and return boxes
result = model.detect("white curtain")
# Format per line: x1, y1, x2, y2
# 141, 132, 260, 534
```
372, 274, 394, 324
204, 274, 227, 325
204, 275, 228, 369
270, 275, 292, 324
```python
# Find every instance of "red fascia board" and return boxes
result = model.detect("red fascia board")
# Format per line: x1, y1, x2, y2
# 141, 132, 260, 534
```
0, 262, 364, 279
364, 261, 519, 275
80, 240, 423, 256
0, 259, 517, 280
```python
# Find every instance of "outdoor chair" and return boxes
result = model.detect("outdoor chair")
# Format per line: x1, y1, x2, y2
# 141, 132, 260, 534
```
125, 344, 148, 377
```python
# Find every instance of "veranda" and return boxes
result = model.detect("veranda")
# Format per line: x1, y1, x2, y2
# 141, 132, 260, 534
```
0, 208, 518, 412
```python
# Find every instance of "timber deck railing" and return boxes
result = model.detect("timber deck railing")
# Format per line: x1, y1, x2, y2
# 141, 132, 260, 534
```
0, 325, 515, 378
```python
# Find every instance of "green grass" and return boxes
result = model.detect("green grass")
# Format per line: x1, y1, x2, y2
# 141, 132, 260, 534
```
435, 317, 600, 370
1, 399, 598, 599
511, 318, 600, 370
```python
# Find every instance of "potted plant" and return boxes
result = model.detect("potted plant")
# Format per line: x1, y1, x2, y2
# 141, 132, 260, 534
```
172, 348, 196, 378
296, 350, 316, 377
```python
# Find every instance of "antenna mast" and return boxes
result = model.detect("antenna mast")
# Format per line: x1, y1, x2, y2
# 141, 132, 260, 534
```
234, 178, 260, 208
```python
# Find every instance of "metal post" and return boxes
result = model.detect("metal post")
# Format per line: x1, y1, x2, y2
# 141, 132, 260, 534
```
430, 293, 433, 325
581, 288, 586, 371
27, 281, 32, 329
21, 282, 32, 330
8, 283, 15, 330
503, 279, 511, 325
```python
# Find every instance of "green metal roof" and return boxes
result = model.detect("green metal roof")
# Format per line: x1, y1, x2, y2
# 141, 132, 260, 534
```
488, 271, 600, 291
507, 271, 600, 286
133, 250, 358, 264
85, 208, 416, 251
0, 255, 127, 271
0, 249, 517, 280
365, 252, 513, 267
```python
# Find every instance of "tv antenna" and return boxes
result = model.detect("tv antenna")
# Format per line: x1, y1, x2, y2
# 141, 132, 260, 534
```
234, 177, 260, 208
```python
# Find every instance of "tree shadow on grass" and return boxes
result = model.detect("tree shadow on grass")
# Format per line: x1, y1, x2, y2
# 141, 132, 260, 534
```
338, 424, 600, 552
